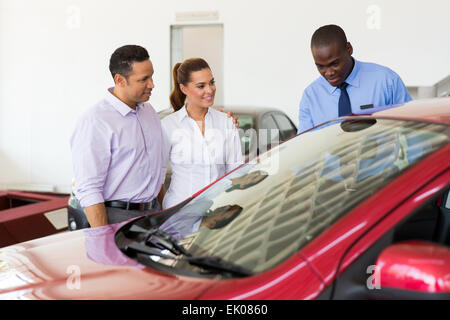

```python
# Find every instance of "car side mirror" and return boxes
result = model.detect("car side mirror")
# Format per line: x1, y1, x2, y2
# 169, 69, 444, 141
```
373, 241, 450, 298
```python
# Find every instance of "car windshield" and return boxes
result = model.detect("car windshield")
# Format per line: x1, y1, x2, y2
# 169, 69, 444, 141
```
124, 118, 449, 276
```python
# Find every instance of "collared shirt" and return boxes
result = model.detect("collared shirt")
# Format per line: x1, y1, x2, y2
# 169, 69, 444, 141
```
161, 106, 243, 209
298, 59, 412, 133
70, 88, 165, 208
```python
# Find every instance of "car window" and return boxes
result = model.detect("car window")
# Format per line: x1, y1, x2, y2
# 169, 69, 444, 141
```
273, 113, 297, 140
260, 114, 281, 150
126, 119, 449, 277
237, 114, 253, 131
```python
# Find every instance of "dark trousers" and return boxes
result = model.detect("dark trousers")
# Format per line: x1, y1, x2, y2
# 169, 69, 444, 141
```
105, 201, 162, 224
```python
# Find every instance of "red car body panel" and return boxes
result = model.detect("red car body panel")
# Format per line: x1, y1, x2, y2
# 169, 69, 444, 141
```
0, 223, 220, 299
0, 99, 449, 299
1, 147, 447, 299
376, 241, 450, 293
198, 254, 324, 300
298, 144, 450, 294
373, 98, 450, 124
0, 222, 325, 300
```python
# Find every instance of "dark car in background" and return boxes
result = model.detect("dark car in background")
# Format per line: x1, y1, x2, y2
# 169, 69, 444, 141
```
219, 106, 297, 160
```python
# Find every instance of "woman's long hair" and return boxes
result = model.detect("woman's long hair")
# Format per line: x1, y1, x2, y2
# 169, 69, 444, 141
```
169, 58, 210, 112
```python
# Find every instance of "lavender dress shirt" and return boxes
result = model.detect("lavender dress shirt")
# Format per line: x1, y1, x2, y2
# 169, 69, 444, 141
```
70, 88, 166, 208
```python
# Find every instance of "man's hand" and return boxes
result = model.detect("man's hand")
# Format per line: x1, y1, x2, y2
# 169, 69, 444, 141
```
219, 108, 239, 128
84, 203, 108, 227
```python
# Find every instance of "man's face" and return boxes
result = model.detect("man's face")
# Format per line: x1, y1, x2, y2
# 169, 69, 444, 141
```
117, 59, 154, 107
312, 42, 353, 87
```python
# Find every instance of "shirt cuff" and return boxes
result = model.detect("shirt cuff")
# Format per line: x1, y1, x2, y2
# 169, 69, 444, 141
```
78, 192, 105, 208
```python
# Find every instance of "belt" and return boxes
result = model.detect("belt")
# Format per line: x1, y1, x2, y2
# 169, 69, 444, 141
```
104, 199, 158, 211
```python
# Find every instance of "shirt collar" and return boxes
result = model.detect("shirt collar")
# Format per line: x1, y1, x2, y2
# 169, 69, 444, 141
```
176, 104, 211, 123
176, 105, 189, 122
105, 87, 144, 116
323, 58, 361, 94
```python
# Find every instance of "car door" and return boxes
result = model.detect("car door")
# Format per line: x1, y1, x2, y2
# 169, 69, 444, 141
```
320, 169, 450, 300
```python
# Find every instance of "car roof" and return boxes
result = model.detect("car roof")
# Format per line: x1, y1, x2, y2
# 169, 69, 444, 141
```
371, 97, 450, 124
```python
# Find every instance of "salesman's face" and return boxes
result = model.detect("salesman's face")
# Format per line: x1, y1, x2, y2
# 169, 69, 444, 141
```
312, 41, 353, 87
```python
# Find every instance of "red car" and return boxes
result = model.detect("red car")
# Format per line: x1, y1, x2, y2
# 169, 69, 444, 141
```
0, 98, 449, 300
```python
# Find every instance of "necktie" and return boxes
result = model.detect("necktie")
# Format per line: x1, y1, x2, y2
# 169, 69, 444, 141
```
338, 82, 352, 117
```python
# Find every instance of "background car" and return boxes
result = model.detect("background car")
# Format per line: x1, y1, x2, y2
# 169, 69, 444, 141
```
2, 98, 449, 300
223, 106, 297, 155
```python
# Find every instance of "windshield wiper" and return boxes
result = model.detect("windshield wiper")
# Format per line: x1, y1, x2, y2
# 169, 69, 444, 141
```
124, 225, 253, 277
129, 224, 191, 256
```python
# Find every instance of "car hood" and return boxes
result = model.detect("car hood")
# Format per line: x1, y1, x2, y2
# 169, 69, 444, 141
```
0, 222, 218, 299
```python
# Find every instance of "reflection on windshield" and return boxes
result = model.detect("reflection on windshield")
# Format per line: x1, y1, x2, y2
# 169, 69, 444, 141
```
84, 223, 144, 268
158, 167, 266, 241
133, 119, 449, 276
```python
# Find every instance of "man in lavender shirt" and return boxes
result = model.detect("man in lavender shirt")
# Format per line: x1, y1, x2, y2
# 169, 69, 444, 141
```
70, 45, 166, 228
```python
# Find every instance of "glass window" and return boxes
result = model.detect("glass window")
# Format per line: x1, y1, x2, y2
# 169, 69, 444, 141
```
260, 114, 280, 151
237, 114, 253, 131
273, 113, 297, 140
124, 119, 450, 277
260, 114, 278, 130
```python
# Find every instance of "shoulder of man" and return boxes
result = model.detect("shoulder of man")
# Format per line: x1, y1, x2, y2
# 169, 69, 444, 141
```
358, 60, 402, 81
306, 75, 330, 92
300, 77, 325, 104
77, 99, 110, 124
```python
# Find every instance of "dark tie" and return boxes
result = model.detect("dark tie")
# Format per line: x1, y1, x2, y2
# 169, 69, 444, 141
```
338, 82, 351, 117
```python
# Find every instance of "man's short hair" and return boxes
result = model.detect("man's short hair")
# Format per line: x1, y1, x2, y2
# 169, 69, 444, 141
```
109, 45, 149, 79
311, 24, 348, 50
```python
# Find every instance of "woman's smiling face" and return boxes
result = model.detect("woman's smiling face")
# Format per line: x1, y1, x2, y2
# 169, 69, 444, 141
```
180, 68, 216, 109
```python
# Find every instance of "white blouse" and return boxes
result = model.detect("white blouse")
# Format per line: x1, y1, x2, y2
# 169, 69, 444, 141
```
161, 106, 244, 209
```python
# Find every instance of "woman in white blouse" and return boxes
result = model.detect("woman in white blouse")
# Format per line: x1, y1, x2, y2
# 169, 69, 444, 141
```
161, 58, 244, 209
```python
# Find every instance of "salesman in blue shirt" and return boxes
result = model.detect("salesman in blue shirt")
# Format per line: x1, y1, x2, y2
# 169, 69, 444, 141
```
298, 24, 412, 133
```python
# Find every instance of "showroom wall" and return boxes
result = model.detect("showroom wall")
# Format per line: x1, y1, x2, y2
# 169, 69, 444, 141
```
0, 0, 449, 192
